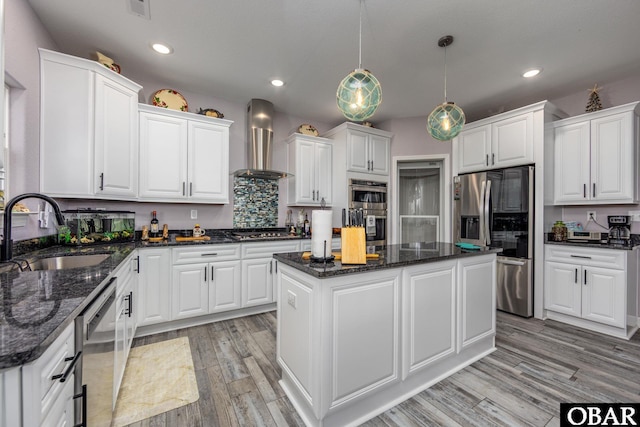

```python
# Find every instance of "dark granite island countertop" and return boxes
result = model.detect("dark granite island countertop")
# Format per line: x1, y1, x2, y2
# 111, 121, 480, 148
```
273, 241, 502, 278
0, 243, 135, 369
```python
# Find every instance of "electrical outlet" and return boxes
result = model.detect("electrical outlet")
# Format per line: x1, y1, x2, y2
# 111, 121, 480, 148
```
287, 290, 297, 308
587, 211, 597, 222
191, 210, 197, 219
629, 210, 640, 222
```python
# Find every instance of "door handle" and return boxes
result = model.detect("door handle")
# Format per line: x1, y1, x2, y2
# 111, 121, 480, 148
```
570, 255, 591, 259
583, 183, 587, 198
584, 269, 587, 285
99, 173, 104, 191
497, 259, 525, 266
73, 384, 87, 427
575, 268, 578, 283
492, 153, 495, 165
183, 182, 186, 196
204, 266, 207, 282
190, 182, 193, 196
486, 154, 489, 166
211, 266, 214, 282
275, 260, 278, 273
51, 351, 82, 382
484, 180, 492, 245
128, 291, 133, 317
592, 183, 596, 198
270, 260, 273, 274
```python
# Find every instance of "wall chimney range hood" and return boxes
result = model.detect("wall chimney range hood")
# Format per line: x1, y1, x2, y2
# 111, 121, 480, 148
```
233, 99, 290, 179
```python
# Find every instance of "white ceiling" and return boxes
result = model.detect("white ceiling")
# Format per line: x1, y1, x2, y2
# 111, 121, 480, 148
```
26, 0, 640, 125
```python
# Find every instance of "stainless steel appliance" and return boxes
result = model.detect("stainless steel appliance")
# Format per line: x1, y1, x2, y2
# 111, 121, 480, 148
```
453, 165, 534, 317
348, 179, 387, 247
230, 227, 300, 241
608, 215, 631, 246
75, 277, 117, 426
233, 99, 289, 179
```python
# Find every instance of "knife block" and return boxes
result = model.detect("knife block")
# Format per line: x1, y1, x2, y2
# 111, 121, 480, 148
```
340, 227, 367, 264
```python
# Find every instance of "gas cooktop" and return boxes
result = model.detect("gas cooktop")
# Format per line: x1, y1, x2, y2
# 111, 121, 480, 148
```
230, 228, 299, 241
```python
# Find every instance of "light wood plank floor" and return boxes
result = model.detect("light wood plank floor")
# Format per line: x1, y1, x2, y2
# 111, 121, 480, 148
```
125, 311, 640, 427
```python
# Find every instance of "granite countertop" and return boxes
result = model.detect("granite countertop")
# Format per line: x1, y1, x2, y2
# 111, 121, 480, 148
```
545, 240, 639, 251
274, 242, 503, 279
0, 243, 135, 369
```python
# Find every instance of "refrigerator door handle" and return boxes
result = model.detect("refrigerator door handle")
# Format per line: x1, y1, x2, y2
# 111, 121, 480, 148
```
479, 180, 487, 245
484, 179, 492, 245
528, 166, 535, 257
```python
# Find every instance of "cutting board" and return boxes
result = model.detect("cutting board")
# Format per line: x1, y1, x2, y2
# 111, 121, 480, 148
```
175, 236, 211, 242
301, 252, 379, 261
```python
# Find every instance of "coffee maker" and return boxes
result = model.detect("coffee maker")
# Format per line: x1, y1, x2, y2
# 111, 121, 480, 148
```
607, 215, 631, 246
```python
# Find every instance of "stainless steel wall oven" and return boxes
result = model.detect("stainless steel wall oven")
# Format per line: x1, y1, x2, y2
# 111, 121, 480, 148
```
349, 179, 387, 247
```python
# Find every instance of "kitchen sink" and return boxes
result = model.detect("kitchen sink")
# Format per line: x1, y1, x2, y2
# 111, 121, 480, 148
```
28, 253, 111, 271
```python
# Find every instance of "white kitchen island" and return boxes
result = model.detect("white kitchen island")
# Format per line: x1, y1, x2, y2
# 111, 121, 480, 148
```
274, 242, 500, 427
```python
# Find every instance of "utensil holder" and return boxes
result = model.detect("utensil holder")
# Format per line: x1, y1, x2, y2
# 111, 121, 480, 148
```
341, 227, 366, 264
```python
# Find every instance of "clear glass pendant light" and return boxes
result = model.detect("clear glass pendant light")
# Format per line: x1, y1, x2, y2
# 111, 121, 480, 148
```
427, 35, 465, 141
336, 0, 382, 122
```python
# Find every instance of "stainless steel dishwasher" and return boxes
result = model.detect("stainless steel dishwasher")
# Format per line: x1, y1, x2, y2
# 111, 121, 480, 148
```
74, 277, 117, 427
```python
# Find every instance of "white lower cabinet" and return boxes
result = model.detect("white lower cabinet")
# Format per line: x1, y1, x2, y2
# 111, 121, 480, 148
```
402, 261, 456, 378
458, 255, 496, 350
21, 323, 78, 427
241, 241, 301, 307
544, 245, 637, 338
171, 245, 242, 320
138, 248, 171, 326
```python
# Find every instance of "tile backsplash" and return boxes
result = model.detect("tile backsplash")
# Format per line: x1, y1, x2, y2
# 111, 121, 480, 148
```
233, 177, 279, 228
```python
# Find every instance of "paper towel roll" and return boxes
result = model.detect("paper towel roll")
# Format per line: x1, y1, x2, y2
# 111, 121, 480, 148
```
311, 210, 333, 258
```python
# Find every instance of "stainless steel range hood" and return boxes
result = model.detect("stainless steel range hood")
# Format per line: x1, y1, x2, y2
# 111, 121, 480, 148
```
233, 99, 290, 179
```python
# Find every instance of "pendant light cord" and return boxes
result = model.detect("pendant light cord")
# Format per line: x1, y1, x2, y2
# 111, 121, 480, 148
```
358, 0, 363, 69
443, 44, 448, 103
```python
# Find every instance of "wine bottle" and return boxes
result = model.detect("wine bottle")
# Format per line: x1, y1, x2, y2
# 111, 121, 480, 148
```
304, 214, 310, 237
150, 210, 159, 235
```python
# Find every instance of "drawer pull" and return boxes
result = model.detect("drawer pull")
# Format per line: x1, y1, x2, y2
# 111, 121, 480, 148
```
51, 351, 82, 382
201, 253, 218, 257
570, 255, 591, 259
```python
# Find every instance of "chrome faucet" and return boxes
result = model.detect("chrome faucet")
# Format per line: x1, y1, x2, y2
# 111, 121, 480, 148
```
1, 193, 65, 261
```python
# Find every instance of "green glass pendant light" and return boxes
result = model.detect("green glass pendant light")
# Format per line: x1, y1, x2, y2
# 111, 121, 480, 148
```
427, 35, 465, 141
336, 0, 382, 122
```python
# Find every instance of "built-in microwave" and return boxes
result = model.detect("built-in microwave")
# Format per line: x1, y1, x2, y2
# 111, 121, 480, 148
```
348, 179, 387, 247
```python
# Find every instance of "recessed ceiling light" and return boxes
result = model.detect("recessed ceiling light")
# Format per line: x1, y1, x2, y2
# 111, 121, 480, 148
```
522, 68, 542, 78
271, 79, 284, 87
152, 43, 173, 55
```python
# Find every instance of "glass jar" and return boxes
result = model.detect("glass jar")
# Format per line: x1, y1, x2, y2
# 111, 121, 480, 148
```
551, 221, 567, 242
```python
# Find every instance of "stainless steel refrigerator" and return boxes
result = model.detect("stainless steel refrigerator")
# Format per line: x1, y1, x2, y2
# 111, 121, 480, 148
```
453, 165, 534, 317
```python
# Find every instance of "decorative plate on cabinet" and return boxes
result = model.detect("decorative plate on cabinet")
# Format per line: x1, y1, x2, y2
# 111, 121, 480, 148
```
298, 123, 319, 136
152, 89, 188, 112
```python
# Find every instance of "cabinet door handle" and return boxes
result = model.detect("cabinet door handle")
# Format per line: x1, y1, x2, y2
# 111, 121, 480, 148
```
211, 266, 214, 282
135, 256, 140, 273
183, 182, 186, 196
128, 291, 133, 317
592, 183, 596, 198
584, 269, 587, 285
486, 154, 489, 166
74, 384, 87, 427
51, 351, 82, 382
190, 182, 193, 196
99, 173, 104, 191
575, 268, 578, 283
492, 153, 495, 165
204, 266, 207, 282
270, 260, 273, 274
275, 260, 278, 273
583, 184, 587, 198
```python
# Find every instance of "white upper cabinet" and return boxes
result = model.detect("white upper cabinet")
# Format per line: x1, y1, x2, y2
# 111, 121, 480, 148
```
287, 133, 333, 206
324, 123, 392, 177
454, 110, 534, 174
39, 49, 141, 199
138, 105, 233, 204
552, 102, 639, 205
